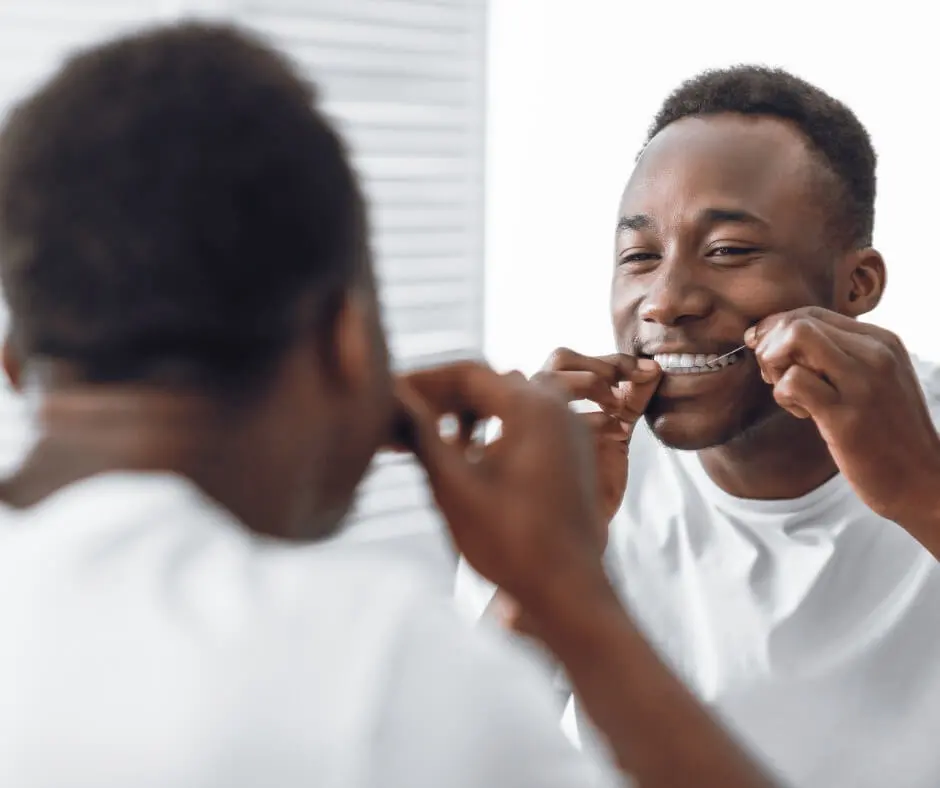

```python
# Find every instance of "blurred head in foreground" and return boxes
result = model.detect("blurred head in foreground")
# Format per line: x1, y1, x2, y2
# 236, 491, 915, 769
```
0, 23, 395, 539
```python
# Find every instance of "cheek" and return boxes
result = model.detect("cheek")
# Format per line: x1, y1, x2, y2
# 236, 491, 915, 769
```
714, 269, 829, 322
610, 275, 641, 333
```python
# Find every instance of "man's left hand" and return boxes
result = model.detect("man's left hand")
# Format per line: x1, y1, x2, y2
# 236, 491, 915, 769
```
746, 306, 940, 532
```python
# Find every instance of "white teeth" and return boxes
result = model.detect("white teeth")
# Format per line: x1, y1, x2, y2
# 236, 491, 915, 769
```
651, 349, 742, 374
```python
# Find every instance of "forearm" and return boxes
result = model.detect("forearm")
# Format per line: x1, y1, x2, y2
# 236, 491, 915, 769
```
528, 573, 778, 788
895, 505, 940, 561
888, 473, 940, 561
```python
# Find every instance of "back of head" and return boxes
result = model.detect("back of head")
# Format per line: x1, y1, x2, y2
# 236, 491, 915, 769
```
0, 22, 363, 389
645, 65, 876, 249
0, 23, 392, 539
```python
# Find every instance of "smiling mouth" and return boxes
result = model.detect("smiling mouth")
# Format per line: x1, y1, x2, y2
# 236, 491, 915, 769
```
651, 348, 745, 374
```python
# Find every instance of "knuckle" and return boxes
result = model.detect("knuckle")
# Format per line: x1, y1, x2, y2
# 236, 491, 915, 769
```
798, 305, 826, 320
871, 343, 898, 373
881, 330, 904, 352
544, 346, 574, 371
787, 317, 817, 343
529, 369, 552, 386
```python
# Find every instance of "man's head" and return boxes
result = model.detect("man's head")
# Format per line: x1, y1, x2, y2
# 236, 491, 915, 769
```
611, 65, 885, 450
0, 24, 393, 536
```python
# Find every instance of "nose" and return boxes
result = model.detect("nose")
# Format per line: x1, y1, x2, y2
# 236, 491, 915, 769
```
639, 256, 713, 327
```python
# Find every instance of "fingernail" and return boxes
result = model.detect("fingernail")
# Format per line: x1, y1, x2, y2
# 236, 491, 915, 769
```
744, 326, 758, 346
634, 358, 660, 380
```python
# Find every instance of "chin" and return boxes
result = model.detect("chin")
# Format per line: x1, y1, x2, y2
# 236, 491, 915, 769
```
644, 402, 780, 452
644, 412, 734, 451
643, 371, 782, 451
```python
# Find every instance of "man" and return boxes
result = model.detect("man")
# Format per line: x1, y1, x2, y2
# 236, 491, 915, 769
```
0, 23, 782, 788
458, 67, 940, 787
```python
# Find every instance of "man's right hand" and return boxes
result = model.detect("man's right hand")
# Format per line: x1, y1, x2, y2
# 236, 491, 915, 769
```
533, 348, 662, 534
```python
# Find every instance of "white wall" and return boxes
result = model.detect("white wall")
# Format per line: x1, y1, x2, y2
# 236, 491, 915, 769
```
483, 0, 939, 374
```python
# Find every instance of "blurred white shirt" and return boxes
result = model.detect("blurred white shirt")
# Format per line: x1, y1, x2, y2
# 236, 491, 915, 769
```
0, 472, 622, 788
458, 357, 940, 788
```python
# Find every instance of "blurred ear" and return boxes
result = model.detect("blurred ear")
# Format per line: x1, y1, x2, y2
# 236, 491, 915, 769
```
330, 286, 389, 394
3, 337, 21, 391
836, 247, 885, 317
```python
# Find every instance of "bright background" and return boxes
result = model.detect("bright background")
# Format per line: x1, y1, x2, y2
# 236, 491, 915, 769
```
483, 0, 937, 374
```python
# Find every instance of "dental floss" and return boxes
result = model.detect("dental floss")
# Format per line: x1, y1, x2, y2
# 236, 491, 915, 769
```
705, 344, 748, 368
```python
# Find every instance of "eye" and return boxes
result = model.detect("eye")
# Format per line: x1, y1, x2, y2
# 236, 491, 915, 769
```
709, 246, 757, 256
618, 250, 661, 266
706, 245, 762, 264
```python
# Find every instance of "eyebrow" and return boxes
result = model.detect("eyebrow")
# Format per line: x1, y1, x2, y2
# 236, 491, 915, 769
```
702, 208, 768, 228
616, 214, 653, 232
616, 208, 768, 234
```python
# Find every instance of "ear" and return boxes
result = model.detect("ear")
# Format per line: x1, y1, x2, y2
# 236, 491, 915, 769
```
330, 286, 389, 395
836, 247, 886, 318
2, 336, 22, 392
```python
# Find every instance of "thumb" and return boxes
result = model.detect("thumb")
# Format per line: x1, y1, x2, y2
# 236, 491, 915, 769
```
616, 365, 661, 433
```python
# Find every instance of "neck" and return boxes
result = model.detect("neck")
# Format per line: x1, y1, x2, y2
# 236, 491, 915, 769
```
697, 411, 838, 500
0, 386, 307, 538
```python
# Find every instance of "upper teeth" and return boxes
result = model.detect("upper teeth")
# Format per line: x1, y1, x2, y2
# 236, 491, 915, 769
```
652, 351, 740, 373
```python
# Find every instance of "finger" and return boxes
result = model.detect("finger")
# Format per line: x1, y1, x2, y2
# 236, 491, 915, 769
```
753, 317, 856, 386
772, 363, 839, 420
616, 370, 662, 424
398, 361, 523, 423
455, 371, 522, 445
746, 306, 883, 347
544, 348, 658, 385
394, 377, 484, 505
531, 369, 621, 411
597, 353, 661, 384
579, 411, 631, 442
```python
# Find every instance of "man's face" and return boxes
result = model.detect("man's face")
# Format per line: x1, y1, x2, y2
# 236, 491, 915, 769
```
612, 113, 841, 450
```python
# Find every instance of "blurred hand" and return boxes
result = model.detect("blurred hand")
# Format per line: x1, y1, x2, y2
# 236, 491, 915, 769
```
395, 361, 608, 613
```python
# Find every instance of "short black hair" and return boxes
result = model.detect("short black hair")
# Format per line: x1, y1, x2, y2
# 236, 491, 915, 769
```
645, 65, 876, 248
0, 22, 363, 388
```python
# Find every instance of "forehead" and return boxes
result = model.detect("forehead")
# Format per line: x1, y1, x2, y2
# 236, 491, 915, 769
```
621, 114, 828, 230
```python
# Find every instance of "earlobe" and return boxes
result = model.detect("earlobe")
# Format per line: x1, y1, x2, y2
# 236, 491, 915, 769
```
841, 248, 886, 318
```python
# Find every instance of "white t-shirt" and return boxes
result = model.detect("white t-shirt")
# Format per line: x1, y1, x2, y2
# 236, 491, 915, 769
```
0, 472, 623, 788
457, 357, 940, 788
